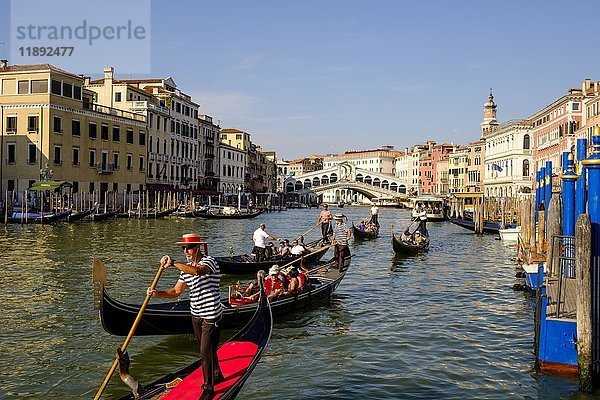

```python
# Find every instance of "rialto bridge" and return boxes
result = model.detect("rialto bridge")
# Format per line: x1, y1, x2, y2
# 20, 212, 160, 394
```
283, 162, 410, 205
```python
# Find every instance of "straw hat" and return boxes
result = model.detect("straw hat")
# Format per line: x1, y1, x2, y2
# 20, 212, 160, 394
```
175, 233, 206, 245
269, 265, 280, 275
334, 214, 344, 220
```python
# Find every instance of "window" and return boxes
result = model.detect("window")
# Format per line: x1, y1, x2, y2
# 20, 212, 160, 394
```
53, 145, 62, 164
523, 134, 530, 150
72, 119, 81, 136
112, 126, 120, 142
113, 152, 120, 170
28, 115, 38, 132
28, 143, 37, 164
18, 80, 29, 94
101, 124, 109, 140
573, 103, 580, 111
73, 147, 80, 166
6, 116, 17, 133
139, 156, 145, 171
89, 182, 94, 192
73, 86, 81, 100
139, 131, 146, 146
7, 143, 16, 163
126, 129, 134, 144
54, 116, 62, 133
127, 153, 133, 170
51, 80, 62, 95
89, 122, 97, 139
31, 79, 48, 93
115, 92, 122, 102
89, 149, 96, 167
523, 160, 530, 177
62, 82, 73, 98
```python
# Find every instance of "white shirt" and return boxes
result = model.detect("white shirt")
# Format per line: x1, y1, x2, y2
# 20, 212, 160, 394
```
291, 245, 306, 255
253, 228, 269, 248
371, 205, 379, 215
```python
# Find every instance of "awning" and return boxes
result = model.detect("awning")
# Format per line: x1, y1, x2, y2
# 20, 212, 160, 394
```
29, 181, 72, 192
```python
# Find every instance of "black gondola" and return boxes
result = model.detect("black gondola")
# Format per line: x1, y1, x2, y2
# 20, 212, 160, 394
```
121, 208, 178, 219
100, 258, 350, 336
449, 218, 500, 234
193, 209, 264, 219
5, 210, 71, 224
66, 207, 96, 222
352, 223, 379, 239
392, 217, 429, 254
215, 238, 329, 275
117, 273, 272, 400
86, 209, 119, 222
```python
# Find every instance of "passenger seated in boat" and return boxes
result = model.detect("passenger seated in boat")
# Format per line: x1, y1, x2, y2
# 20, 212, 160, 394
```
413, 232, 426, 246
358, 221, 367, 230
290, 240, 308, 256
278, 240, 291, 258
284, 267, 308, 295
265, 242, 277, 258
401, 229, 412, 243
264, 265, 285, 300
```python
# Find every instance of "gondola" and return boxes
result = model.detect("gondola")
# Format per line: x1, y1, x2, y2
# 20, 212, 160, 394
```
392, 230, 430, 254
193, 209, 264, 219
123, 208, 178, 219
5, 210, 71, 224
449, 218, 500, 234
86, 209, 119, 222
352, 223, 379, 239
215, 238, 330, 275
66, 207, 96, 223
100, 258, 349, 336
117, 274, 272, 400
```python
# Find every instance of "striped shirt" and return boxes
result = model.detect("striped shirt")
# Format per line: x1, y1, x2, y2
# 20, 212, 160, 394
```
177, 256, 223, 319
333, 222, 350, 245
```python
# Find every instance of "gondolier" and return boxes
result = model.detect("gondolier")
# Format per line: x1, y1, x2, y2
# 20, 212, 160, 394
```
252, 223, 279, 262
317, 203, 333, 244
332, 214, 351, 271
147, 233, 224, 400
369, 204, 380, 227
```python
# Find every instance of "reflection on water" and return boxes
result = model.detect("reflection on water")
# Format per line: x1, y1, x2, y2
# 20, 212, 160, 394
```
0, 207, 589, 399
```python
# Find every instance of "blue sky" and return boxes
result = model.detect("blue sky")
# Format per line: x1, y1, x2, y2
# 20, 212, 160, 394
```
1, 0, 599, 159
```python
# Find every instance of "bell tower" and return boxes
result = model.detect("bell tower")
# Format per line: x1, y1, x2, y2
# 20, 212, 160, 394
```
480, 88, 499, 139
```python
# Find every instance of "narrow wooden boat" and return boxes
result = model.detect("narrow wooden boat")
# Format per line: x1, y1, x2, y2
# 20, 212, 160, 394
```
100, 258, 350, 336
215, 238, 329, 275
66, 207, 96, 223
117, 275, 273, 400
6, 210, 71, 224
352, 223, 379, 239
193, 209, 264, 219
124, 208, 178, 219
392, 230, 430, 254
449, 218, 500, 234
86, 209, 119, 222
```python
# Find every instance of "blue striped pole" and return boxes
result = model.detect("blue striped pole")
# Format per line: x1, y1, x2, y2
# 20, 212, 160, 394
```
562, 153, 577, 236
540, 167, 546, 210
562, 152, 569, 173
545, 161, 552, 212
535, 170, 540, 222
582, 128, 600, 257
575, 138, 588, 217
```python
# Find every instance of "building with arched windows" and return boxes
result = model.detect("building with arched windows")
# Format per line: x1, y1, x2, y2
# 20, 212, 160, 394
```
480, 91, 533, 197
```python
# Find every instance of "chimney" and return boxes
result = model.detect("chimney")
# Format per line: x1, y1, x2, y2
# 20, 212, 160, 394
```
583, 78, 592, 93
103, 66, 114, 81
0, 59, 8, 69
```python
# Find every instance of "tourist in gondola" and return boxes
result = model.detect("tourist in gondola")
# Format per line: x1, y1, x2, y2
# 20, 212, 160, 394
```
278, 239, 291, 258
146, 233, 224, 400
285, 267, 305, 295
332, 214, 351, 271
290, 239, 308, 255
401, 228, 412, 243
317, 203, 333, 244
252, 223, 279, 262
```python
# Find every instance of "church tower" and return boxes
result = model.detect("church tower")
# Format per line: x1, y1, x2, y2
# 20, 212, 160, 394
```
480, 88, 499, 139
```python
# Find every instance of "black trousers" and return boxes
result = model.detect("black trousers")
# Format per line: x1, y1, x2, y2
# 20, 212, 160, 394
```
321, 222, 330, 241
370, 214, 379, 227
334, 244, 350, 271
252, 246, 266, 262
192, 316, 222, 391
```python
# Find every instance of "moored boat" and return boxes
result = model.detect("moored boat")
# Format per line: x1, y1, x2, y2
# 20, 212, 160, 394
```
66, 207, 96, 222
116, 273, 273, 400
498, 225, 521, 241
411, 195, 447, 221
193, 209, 264, 219
5, 210, 71, 224
449, 218, 500, 234
99, 259, 349, 336
86, 209, 119, 222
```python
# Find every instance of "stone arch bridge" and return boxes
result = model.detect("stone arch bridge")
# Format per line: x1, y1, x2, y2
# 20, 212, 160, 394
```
284, 162, 410, 204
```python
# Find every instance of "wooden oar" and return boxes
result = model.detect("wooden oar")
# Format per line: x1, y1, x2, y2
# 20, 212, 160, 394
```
93, 261, 167, 400
279, 242, 336, 271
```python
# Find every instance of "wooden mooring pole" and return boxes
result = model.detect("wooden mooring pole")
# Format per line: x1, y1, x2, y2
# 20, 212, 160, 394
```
576, 214, 592, 392
546, 196, 562, 277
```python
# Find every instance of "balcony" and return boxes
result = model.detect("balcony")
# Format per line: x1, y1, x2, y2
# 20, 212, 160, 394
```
204, 152, 215, 159
96, 162, 115, 175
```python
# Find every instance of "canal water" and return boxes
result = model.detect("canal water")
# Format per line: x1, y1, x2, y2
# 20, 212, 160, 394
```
0, 207, 588, 399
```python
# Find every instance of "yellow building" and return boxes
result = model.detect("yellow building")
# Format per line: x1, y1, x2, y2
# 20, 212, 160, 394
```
0, 61, 147, 194
220, 128, 251, 151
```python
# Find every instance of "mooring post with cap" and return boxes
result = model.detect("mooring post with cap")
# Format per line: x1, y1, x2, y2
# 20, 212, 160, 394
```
562, 153, 577, 237
545, 161, 553, 216
582, 129, 600, 257
576, 138, 588, 218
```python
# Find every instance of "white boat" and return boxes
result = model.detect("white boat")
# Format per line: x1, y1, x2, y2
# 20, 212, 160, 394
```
499, 226, 521, 241
411, 195, 446, 221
